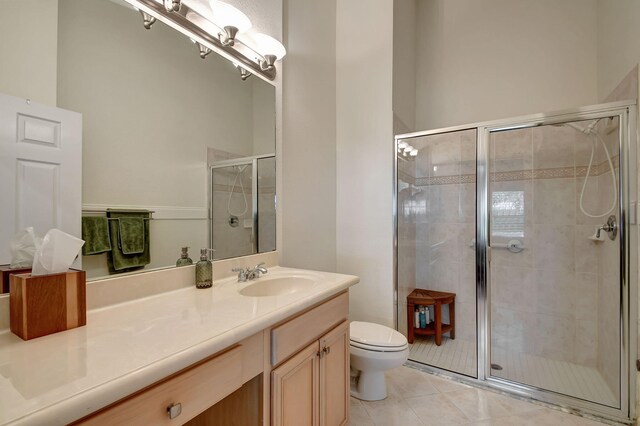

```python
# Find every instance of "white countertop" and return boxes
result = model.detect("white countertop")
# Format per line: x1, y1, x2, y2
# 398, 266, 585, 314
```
0, 266, 358, 425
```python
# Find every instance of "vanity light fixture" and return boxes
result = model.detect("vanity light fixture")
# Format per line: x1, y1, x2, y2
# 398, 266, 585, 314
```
210, 1, 252, 47
140, 10, 157, 29
132, 0, 283, 80
237, 66, 252, 81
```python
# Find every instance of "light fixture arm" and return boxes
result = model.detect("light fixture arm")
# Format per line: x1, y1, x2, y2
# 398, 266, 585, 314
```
219, 26, 239, 47
163, 0, 181, 12
140, 11, 156, 29
196, 42, 212, 59
237, 66, 252, 81
259, 54, 277, 72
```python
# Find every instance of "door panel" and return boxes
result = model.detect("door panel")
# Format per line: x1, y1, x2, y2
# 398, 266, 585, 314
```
319, 321, 349, 426
396, 128, 478, 378
487, 117, 621, 408
272, 341, 320, 426
0, 92, 82, 265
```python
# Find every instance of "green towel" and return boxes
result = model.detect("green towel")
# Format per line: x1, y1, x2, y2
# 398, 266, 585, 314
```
81, 217, 112, 255
118, 218, 145, 254
107, 211, 151, 273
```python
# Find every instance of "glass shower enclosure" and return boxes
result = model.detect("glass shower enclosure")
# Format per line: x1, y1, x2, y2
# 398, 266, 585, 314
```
395, 101, 637, 423
210, 155, 276, 260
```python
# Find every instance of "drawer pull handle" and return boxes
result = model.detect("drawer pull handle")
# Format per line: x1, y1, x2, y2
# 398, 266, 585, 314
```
323, 346, 331, 355
167, 402, 182, 419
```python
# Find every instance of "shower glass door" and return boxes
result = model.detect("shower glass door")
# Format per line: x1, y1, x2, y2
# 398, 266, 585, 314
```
397, 128, 478, 377
211, 162, 255, 260
487, 116, 622, 408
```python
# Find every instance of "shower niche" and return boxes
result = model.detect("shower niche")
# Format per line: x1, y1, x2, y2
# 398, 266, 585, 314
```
395, 100, 637, 422
210, 155, 276, 260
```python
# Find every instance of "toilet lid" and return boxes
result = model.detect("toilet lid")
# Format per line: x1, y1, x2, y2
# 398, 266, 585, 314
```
350, 321, 408, 351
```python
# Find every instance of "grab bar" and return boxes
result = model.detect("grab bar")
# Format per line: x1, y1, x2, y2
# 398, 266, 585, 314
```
469, 239, 525, 253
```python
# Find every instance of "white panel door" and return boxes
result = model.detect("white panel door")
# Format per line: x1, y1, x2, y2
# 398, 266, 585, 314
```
0, 92, 82, 265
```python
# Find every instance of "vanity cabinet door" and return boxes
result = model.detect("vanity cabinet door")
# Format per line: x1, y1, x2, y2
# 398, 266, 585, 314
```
272, 320, 350, 426
319, 321, 349, 426
272, 341, 320, 426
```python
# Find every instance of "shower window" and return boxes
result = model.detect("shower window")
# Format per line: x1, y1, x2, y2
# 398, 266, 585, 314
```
491, 191, 525, 238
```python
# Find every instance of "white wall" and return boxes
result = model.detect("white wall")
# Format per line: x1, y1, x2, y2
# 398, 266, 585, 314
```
0, 0, 58, 106
415, 0, 599, 130
280, 0, 337, 272
336, 0, 395, 326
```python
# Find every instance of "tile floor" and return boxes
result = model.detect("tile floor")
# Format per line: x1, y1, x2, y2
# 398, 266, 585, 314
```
348, 366, 611, 426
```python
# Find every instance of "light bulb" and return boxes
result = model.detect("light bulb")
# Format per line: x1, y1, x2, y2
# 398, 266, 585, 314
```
398, 141, 408, 150
247, 33, 287, 60
410, 149, 418, 156
403, 145, 413, 153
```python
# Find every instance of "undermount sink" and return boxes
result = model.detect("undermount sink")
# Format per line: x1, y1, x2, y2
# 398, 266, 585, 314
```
239, 276, 316, 297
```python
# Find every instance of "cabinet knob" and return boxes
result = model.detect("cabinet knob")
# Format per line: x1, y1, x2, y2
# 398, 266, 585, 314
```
167, 402, 182, 419
323, 346, 331, 355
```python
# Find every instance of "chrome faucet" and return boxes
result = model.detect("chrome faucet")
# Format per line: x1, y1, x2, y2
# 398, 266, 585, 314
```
232, 262, 268, 282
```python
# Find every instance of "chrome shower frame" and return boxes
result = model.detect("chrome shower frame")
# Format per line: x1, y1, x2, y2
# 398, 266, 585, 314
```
393, 100, 638, 424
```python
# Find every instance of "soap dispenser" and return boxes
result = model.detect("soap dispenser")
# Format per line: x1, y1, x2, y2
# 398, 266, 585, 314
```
195, 249, 213, 289
176, 247, 193, 267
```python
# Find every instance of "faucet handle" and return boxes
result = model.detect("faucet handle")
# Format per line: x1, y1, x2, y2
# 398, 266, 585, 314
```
232, 267, 248, 282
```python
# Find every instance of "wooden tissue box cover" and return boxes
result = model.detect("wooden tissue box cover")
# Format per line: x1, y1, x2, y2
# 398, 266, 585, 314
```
9, 269, 86, 341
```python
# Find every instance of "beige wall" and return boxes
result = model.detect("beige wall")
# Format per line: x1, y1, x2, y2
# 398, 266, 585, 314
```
280, 0, 337, 272
596, 0, 640, 101
336, 0, 395, 327
0, 0, 58, 106
415, 0, 599, 130
392, 0, 417, 133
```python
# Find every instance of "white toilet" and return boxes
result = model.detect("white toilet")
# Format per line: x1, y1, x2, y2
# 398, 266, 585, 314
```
349, 321, 409, 401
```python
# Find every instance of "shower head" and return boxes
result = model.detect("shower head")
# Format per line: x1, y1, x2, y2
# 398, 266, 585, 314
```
560, 119, 599, 135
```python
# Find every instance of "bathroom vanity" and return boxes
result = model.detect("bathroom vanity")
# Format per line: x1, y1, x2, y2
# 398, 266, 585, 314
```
0, 259, 358, 425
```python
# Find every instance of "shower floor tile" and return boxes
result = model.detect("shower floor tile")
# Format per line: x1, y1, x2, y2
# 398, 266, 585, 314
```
408, 336, 618, 408
409, 336, 477, 377
491, 348, 617, 408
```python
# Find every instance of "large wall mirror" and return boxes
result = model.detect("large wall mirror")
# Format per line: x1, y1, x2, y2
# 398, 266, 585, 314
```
0, 0, 276, 285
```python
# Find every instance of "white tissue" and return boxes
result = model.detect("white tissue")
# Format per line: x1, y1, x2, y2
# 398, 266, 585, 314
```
9, 227, 42, 269
31, 229, 85, 276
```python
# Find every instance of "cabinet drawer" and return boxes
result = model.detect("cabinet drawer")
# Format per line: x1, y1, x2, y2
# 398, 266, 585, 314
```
271, 292, 348, 366
77, 346, 243, 426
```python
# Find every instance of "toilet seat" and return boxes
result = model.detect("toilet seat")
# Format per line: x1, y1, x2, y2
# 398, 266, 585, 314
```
350, 321, 408, 352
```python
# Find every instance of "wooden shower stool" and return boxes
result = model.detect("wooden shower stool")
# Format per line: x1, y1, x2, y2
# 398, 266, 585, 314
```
407, 289, 455, 346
